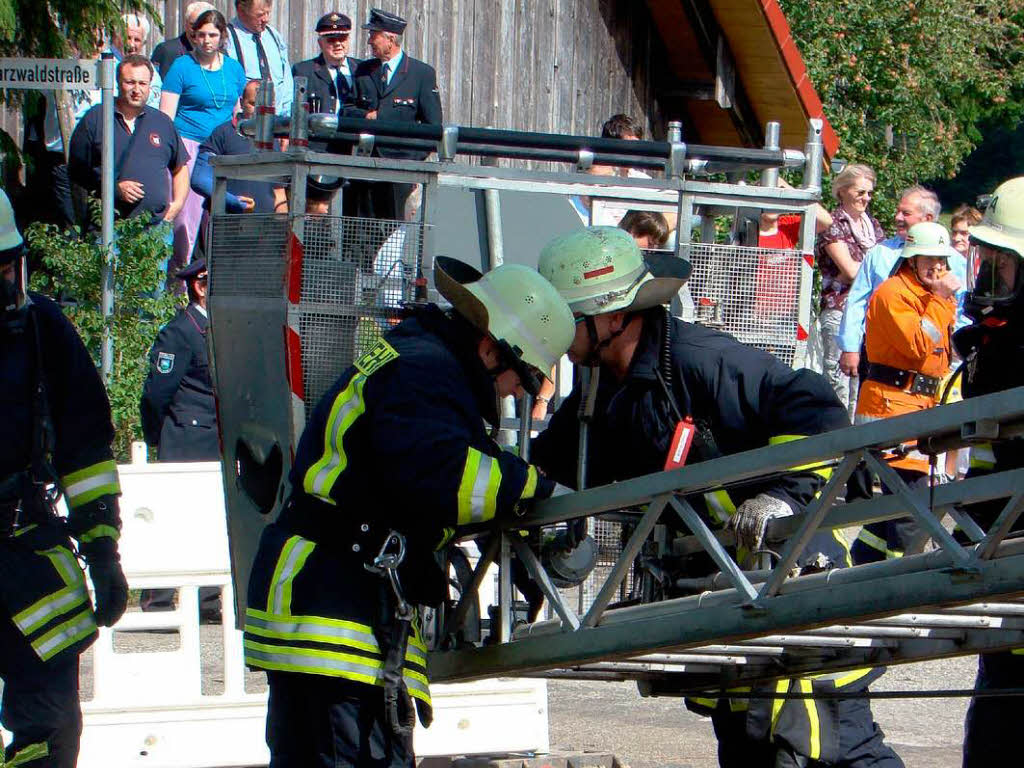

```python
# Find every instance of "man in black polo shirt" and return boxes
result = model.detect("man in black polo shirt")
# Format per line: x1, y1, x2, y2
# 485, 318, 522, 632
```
69, 55, 190, 232
190, 79, 285, 216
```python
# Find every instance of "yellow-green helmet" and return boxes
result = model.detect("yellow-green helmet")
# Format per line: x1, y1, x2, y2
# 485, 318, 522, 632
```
434, 256, 575, 382
538, 226, 691, 316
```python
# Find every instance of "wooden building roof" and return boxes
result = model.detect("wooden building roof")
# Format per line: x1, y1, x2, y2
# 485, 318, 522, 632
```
647, 0, 839, 158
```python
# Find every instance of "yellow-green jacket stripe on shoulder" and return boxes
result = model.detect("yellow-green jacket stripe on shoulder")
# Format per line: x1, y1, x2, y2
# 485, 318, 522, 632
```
61, 459, 120, 508
303, 373, 368, 504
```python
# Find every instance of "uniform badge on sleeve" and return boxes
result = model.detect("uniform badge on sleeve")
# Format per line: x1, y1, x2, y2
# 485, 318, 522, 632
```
157, 352, 175, 373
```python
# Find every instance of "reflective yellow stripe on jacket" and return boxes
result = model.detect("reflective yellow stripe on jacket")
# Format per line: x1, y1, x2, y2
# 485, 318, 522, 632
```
303, 373, 369, 505
61, 459, 120, 509
244, 534, 431, 707
854, 528, 903, 559
11, 546, 96, 661
970, 443, 996, 470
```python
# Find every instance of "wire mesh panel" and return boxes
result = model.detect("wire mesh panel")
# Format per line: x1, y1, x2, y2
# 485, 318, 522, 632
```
209, 214, 291, 297
687, 242, 803, 366
297, 215, 423, 416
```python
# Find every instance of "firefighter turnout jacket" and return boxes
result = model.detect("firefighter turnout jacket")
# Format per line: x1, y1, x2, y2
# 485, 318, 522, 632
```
532, 309, 850, 565
954, 312, 1024, 767
856, 264, 956, 473
1, 293, 121, 665
243, 306, 554, 712
530, 310, 896, 765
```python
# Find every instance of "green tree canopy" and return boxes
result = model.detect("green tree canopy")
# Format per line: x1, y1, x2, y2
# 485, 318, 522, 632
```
0, 0, 157, 58
781, 0, 1024, 225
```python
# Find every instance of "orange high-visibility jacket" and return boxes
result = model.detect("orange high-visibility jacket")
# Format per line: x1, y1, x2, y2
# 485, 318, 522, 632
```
856, 264, 956, 472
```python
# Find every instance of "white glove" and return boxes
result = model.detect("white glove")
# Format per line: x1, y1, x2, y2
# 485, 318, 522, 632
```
729, 493, 794, 554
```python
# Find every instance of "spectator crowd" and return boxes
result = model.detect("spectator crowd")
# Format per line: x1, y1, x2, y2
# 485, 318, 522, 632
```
22, 1, 442, 282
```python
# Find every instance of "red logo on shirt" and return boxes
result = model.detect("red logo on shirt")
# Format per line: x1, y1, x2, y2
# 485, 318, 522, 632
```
149, 132, 161, 148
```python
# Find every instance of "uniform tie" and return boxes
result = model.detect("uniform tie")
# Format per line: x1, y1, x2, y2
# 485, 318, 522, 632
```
380, 62, 389, 88
252, 32, 271, 82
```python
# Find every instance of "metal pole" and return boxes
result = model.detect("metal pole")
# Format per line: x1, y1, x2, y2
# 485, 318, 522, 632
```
802, 119, 824, 193
760, 121, 781, 188
99, 53, 116, 382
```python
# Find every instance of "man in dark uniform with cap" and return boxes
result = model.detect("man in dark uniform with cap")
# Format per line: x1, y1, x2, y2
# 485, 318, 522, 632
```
139, 258, 222, 617
346, 8, 443, 222
293, 12, 361, 122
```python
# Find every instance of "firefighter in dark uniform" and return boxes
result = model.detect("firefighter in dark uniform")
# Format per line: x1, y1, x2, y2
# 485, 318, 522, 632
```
243, 257, 575, 767
952, 177, 1024, 767
139, 258, 221, 616
346, 8, 443, 222
0, 188, 128, 767
531, 227, 903, 768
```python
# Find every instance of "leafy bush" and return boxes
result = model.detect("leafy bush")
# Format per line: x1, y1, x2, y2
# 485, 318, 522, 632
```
26, 210, 180, 460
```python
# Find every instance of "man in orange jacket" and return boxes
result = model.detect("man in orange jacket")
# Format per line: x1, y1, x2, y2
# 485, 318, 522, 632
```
852, 221, 961, 561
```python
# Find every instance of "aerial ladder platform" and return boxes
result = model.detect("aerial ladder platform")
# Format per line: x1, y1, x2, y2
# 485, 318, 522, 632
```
206, 84, 1024, 708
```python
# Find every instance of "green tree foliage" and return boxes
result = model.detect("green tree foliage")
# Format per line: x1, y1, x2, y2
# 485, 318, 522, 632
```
0, 0, 158, 59
26, 211, 179, 461
780, 0, 1024, 226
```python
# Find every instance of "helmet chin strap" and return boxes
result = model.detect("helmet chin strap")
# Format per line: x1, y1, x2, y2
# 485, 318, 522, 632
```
582, 314, 626, 367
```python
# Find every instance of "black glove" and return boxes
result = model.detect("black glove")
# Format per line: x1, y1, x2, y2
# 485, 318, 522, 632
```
81, 537, 128, 627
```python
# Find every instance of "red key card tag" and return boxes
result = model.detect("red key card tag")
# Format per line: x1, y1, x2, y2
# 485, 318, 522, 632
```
664, 416, 696, 470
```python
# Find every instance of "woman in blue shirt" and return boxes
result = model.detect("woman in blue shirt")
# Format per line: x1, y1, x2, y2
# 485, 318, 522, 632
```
161, 9, 246, 269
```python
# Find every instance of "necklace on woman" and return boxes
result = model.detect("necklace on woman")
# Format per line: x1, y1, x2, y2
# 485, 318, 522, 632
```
198, 52, 227, 110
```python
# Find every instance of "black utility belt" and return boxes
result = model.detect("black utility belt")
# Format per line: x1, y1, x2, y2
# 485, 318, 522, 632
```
865, 363, 940, 397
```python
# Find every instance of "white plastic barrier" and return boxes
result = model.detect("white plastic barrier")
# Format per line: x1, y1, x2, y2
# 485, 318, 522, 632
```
66, 456, 547, 767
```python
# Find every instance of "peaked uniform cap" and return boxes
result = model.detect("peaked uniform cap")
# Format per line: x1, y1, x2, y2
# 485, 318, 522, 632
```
316, 12, 352, 33
362, 8, 407, 34
538, 226, 691, 316
969, 177, 1024, 258
434, 256, 575, 375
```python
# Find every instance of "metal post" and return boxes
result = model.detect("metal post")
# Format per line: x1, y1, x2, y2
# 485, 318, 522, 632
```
254, 77, 276, 151
802, 119, 824, 193
760, 121, 780, 188
288, 77, 309, 149
99, 53, 116, 382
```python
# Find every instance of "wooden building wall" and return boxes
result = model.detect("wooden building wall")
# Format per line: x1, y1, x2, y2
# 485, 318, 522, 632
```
147, 0, 668, 139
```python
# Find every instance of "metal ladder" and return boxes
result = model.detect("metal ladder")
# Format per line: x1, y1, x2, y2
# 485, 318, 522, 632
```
429, 387, 1024, 694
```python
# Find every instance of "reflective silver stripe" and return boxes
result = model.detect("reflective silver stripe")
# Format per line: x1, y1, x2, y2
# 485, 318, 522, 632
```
13, 585, 89, 635
921, 318, 941, 344
245, 642, 432, 702
245, 641, 384, 682
970, 443, 996, 467
246, 611, 381, 653
269, 538, 316, 616
470, 454, 497, 524
33, 609, 96, 661
304, 374, 367, 502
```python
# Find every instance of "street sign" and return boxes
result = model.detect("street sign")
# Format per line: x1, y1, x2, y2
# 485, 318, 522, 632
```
0, 58, 99, 91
